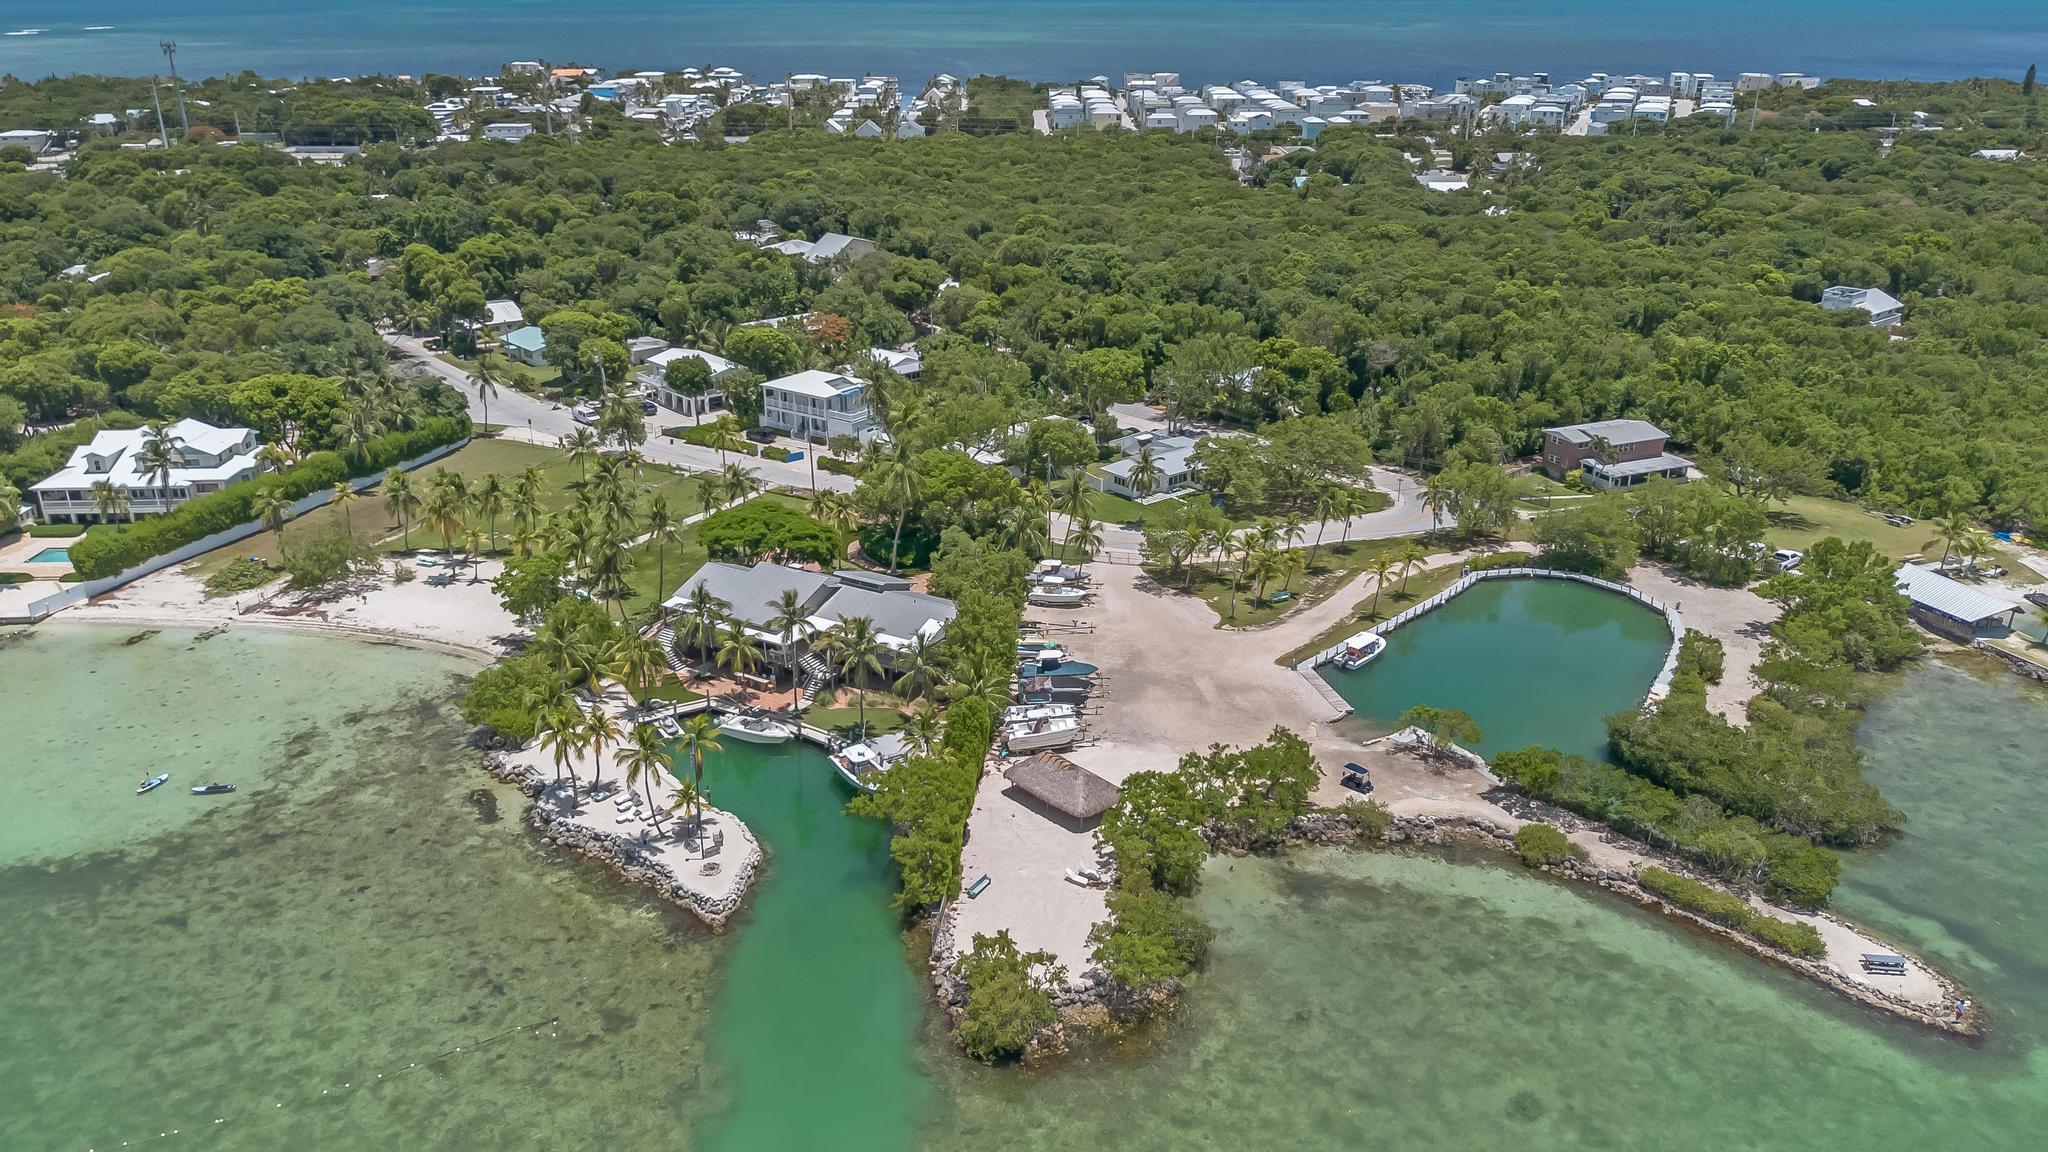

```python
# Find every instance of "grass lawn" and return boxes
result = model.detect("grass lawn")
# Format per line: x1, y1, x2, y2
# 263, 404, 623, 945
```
1154, 534, 1448, 630
436, 350, 560, 393
801, 697, 909, 738
184, 440, 707, 580
1761, 494, 2020, 568
1277, 559, 1470, 666
1087, 488, 1179, 528
614, 492, 809, 624
632, 675, 703, 706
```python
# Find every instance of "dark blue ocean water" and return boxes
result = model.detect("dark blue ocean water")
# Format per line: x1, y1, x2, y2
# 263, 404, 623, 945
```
1, 1, 2042, 87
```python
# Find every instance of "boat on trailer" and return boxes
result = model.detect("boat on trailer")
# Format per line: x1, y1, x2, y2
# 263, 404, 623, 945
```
1002, 714, 1082, 753
1027, 584, 1089, 608
717, 712, 797, 744
1001, 701, 1078, 725
1330, 629, 1387, 671
1015, 675, 1093, 704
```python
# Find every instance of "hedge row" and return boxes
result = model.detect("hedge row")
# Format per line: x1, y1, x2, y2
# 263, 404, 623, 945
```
666, 423, 756, 454
67, 417, 469, 580
1640, 867, 1826, 959
816, 456, 863, 477
1465, 551, 1536, 572
27, 523, 87, 538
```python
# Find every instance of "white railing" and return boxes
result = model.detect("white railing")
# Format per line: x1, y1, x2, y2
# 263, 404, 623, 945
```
1301, 566, 1686, 704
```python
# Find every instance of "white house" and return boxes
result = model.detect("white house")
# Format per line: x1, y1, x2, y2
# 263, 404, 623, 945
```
1095, 432, 1202, 500
759, 369, 883, 442
1972, 148, 2020, 162
482, 121, 534, 143
664, 563, 955, 667
31, 419, 263, 524
854, 347, 922, 378
761, 231, 878, 264
1821, 285, 1904, 327
1415, 169, 1470, 192
481, 298, 525, 334
641, 348, 743, 418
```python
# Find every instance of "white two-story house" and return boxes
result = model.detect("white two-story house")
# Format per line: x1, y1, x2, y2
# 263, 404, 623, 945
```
640, 348, 743, 418
30, 419, 264, 524
759, 370, 883, 443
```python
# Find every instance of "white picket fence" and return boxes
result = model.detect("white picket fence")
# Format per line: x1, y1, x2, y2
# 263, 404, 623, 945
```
1302, 566, 1687, 703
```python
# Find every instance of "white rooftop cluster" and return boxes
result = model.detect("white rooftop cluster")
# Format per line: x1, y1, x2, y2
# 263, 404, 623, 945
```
822, 75, 908, 137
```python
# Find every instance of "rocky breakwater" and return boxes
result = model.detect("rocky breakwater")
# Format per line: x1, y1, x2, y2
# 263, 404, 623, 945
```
484, 752, 764, 927
1293, 806, 1978, 1036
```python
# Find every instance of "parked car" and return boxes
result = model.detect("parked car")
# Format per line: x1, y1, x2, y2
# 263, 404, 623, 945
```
743, 427, 778, 444
1772, 549, 1804, 572
570, 402, 600, 425
638, 398, 657, 415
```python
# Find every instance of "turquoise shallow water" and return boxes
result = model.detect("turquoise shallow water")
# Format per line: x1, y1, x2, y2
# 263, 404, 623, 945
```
1320, 577, 1671, 759
2, 1, 2043, 85
9, 623, 2047, 1151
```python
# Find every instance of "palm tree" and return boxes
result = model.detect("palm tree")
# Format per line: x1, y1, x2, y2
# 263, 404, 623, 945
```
425, 484, 467, 556
1058, 470, 1093, 526
1274, 547, 1306, 594
1423, 469, 1455, 532
1936, 511, 1974, 567
607, 629, 666, 702
719, 462, 761, 509
1065, 515, 1103, 561
580, 707, 622, 789
945, 655, 1010, 713
904, 700, 944, 757
536, 702, 585, 795
251, 488, 292, 545
809, 489, 861, 543
666, 776, 704, 840
891, 632, 942, 701
1002, 501, 1050, 556
715, 623, 764, 688
1128, 443, 1165, 511
562, 427, 601, 485
766, 588, 811, 712
473, 473, 505, 553
702, 413, 746, 466
139, 419, 185, 515
1225, 531, 1258, 619
642, 493, 679, 600
678, 713, 723, 835
330, 406, 384, 465
383, 471, 421, 548
619, 723, 677, 832
823, 615, 885, 734
871, 441, 922, 574
679, 585, 732, 668
1368, 555, 1397, 615
1197, 525, 1229, 588
90, 479, 131, 524
330, 481, 360, 534
255, 441, 298, 474
469, 349, 507, 429
587, 535, 634, 620
1397, 542, 1427, 593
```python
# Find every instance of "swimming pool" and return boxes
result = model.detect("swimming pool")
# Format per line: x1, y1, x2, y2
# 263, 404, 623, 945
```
27, 547, 70, 563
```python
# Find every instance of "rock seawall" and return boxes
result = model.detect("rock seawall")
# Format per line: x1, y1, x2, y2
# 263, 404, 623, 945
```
483, 752, 763, 927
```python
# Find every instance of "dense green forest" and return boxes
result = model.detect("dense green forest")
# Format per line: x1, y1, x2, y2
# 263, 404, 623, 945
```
4, 77, 2048, 528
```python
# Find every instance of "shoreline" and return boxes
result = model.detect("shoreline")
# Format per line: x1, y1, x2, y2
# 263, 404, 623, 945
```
30, 610, 505, 664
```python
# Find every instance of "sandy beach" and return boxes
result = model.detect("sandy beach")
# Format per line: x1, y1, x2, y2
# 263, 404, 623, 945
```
59, 557, 526, 661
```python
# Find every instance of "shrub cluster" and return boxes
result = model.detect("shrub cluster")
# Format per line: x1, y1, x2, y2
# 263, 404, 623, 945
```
1639, 867, 1826, 959
758, 444, 793, 462
66, 418, 467, 580
26, 523, 87, 537
1512, 822, 1587, 868
202, 556, 277, 596
816, 456, 864, 477
1464, 550, 1535, 572
952, 930, 1063, 1063
1491, 745, 1842, 908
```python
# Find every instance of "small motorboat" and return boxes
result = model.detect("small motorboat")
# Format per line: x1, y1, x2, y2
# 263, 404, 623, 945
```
655, 715, 682, 739
1027, 584, 1089, 608
833, 742, 887, 792
1002, 701, 1078, 725
718, 713, 797, 744
191, 783, 237, 795
136, 773, 170, 795
1002, 714, 1082, 753
1331, 630, 1386, 671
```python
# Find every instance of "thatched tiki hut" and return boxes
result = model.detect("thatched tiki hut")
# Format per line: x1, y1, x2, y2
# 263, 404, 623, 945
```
1003, 754, 1120, 831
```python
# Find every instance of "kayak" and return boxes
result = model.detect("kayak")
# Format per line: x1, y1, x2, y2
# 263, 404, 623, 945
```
191, 783, 236, 795
136, 773, 169, 795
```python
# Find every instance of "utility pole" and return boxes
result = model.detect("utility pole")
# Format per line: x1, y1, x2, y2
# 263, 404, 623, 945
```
149, 77, 170, 147
160, 40, 190, 138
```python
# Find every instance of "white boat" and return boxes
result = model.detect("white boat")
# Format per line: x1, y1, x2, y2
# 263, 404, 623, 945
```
1002, 715, 1082, 753
136, 773, 169, 795
1331, 629, 1386, 671
1026, 578, 1089, 607
717, 713, 796, 744
832, 742, 887, 792
1001, 701, 1077, 725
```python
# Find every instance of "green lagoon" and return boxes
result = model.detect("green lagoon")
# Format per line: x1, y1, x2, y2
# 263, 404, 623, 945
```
7, 622, 2047, 1150
1318, 577, 1672, 757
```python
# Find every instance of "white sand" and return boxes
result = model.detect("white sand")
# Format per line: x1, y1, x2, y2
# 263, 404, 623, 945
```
61, 558, 525, 661
497, 690, 761, 914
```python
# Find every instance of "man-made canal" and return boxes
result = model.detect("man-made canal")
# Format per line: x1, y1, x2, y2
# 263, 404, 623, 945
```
1318, 577, 1672, 758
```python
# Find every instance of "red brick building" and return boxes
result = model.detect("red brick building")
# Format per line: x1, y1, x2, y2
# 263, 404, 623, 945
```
1541, 419, 1694, 487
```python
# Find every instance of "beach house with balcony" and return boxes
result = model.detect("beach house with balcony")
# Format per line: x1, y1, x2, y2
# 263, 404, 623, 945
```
640, 348, 742, 418
30, 419, 263, 524
759, 369, 883, 443
1541, 419, 1693, 488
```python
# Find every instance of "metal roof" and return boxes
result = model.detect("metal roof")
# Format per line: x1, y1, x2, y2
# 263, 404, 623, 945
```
1546, 419, 1667, 446
1893, 564, 2020, 625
